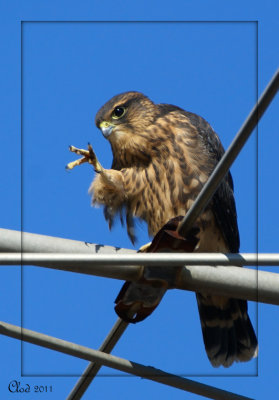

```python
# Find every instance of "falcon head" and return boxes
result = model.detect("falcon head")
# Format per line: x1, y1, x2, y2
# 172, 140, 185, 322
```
95, 91, 158, 144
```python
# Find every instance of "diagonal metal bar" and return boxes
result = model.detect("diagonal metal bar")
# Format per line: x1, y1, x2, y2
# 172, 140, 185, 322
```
67, 318, 129, 400
0, 321, 252, 400
178, 68, 279, 236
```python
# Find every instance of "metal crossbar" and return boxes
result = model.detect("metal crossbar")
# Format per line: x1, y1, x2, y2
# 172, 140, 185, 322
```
2, 252, 279, 305
1, 251, 279, 266
0, 321, 252, 400
0, 228, 135, 254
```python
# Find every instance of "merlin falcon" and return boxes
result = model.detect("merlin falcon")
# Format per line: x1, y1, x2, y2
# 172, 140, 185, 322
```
67, 91, 258, 368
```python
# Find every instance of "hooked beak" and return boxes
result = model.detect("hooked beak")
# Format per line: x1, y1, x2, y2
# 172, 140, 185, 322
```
99, 121, 115, 138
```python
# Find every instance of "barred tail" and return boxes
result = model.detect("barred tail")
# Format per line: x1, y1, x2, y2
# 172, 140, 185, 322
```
196, 293, 258, 368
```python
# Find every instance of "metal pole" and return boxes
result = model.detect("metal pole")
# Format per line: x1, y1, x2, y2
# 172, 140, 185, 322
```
67, 318, 129, 400
2, 253, 279, 305
178, 68, 279, 236
1, 252, 278, 266
176, 265, 275, 304
0, 321, 252, 400
0, 228, 135, 254
0, 253, 142, 281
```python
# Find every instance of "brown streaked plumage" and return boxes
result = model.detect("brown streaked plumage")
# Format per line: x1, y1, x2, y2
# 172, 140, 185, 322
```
89, 91, 258, 368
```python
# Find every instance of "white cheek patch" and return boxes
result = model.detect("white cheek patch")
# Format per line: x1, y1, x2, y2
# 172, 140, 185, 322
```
109, 129, 126, 143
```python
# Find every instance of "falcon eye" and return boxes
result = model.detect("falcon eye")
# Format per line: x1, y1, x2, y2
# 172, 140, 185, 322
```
112, 106, 126, 119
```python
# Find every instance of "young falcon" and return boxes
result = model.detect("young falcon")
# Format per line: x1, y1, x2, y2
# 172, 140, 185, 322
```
69, 91, 258, 368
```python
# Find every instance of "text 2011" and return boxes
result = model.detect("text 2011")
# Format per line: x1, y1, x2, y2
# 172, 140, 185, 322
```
8, 380, 53, 393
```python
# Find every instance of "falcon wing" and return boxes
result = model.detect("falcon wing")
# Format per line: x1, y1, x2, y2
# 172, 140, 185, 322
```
158, 104, 240, 253
183, 110, 240, 253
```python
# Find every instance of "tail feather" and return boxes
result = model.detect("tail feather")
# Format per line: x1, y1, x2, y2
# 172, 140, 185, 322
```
196, 293, 258, 367
234, 313, 258, 361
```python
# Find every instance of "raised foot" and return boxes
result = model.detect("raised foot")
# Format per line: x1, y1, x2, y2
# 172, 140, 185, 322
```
66, 144, 103, 173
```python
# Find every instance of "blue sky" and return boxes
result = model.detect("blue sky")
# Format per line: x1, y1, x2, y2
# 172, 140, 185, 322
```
0, 1, 278, 399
